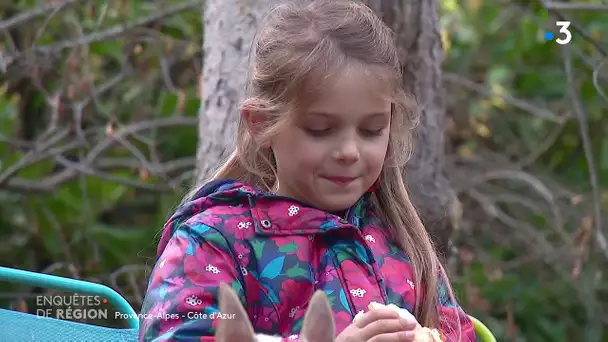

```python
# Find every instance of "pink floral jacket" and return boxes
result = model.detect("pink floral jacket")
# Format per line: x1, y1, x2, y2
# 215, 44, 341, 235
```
139, 179, 476, 341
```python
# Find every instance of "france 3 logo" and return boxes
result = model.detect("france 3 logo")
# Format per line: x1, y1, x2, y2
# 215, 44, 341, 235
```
544, 21, 572, 45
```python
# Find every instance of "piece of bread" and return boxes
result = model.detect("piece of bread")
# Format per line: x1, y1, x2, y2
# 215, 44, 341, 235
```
364, 302, 446, 342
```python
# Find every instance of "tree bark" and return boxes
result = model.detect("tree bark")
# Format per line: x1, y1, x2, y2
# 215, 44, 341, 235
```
196, 0, 276, 181
362, 0, 454, 258
197, 0, 454, 258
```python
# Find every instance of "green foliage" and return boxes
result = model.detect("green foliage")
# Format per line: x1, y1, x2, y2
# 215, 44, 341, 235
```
442, 0, 607, 340
0, 0, 202, 323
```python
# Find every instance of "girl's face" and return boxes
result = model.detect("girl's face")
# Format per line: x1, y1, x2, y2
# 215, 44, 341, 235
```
269, 70, 391, 212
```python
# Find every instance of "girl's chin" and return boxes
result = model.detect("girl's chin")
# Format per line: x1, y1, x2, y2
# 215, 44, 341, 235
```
312, 192, 362, 213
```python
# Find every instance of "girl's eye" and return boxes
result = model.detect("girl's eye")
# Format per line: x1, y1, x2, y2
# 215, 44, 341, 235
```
305, 128, 332, 137
361, 128, 385, 137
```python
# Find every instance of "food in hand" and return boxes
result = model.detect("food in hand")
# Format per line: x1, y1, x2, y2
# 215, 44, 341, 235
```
361, 302, 446, 342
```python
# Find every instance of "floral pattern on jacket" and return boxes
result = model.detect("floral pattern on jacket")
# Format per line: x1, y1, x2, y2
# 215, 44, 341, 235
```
139, 179, 476, 341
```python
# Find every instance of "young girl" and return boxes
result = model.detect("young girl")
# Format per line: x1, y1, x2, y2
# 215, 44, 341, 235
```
140, 0, 476, 341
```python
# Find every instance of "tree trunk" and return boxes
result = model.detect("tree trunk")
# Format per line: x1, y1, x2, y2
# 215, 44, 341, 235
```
362, 0, 454, 258
197, 0, 454, 258
196, 0, 277, 181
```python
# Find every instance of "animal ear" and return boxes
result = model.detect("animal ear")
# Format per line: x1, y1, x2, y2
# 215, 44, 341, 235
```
216, 283, 256, 342
300, 290, 335, 342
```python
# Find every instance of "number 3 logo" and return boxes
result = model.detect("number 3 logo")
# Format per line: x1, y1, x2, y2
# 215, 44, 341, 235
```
556, 21, 572, 45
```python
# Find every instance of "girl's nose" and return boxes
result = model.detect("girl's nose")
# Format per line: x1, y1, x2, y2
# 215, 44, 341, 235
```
333, 139, 360, 164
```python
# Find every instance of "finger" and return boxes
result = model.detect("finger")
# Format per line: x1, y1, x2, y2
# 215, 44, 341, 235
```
360, 318, 416, 340
354, 309, 400, 328
368, 331, 416, 342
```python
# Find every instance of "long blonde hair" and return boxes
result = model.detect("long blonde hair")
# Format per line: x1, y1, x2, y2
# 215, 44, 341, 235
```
190, 0, 462, 335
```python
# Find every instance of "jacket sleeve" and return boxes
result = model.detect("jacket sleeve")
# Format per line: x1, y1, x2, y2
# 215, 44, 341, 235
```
437, 273, 476, 342
139, 222, 245, 342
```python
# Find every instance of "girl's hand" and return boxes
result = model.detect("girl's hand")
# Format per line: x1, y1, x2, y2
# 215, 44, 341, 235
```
336, 308, 417, 342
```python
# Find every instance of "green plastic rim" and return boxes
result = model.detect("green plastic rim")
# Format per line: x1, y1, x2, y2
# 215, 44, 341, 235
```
470, 315, 496, 342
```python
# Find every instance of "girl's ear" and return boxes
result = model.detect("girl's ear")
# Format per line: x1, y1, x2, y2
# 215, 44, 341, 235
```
241, 107, 271, 148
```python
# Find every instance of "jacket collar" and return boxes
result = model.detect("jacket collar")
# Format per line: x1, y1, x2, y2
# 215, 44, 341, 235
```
204, 180, 374, 236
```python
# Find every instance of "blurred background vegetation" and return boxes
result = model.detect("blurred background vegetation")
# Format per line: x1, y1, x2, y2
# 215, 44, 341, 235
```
1, 0, 607, 341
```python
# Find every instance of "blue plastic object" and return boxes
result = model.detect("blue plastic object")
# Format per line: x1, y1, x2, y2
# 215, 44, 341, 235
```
0, 266, 139, 341
0, 309, 139, 341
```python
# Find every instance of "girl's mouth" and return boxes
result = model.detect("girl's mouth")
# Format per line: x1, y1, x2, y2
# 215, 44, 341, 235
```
323, 176, 357, 186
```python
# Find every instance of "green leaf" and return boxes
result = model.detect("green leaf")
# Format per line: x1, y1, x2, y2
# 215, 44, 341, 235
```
205, 231, 229, 248
158, 92, 179, 117
89, 40, 123, 61
183, 97, 201, 117
278, 241, 299, 253
285, 267, 307, 278
251, 240, 266, 258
